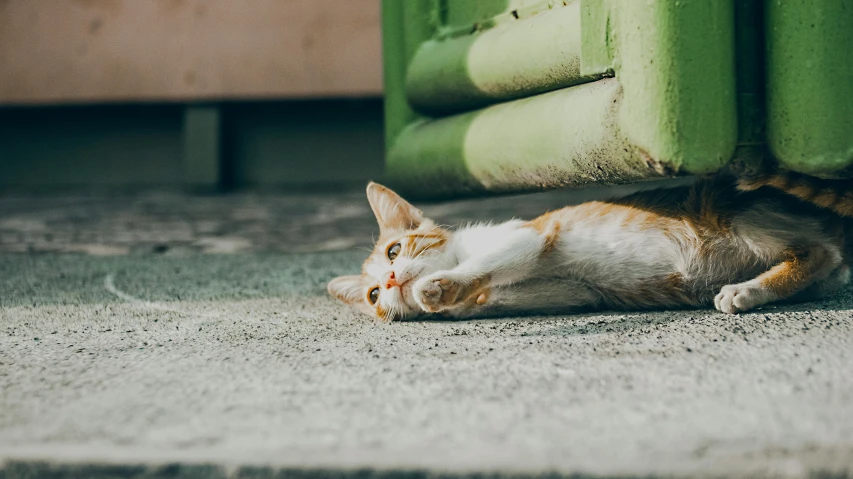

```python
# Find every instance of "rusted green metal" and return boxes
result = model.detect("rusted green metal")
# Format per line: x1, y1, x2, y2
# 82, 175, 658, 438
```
382, 0, 737, 197
387, 79, 662, 197
766, 0, 853, 177
381, 0, 849, 199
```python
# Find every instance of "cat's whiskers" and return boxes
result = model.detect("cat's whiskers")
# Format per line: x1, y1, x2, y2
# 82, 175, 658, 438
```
381, 301, 402, 323
411, 237, 437, 263
392, 303, 404, 322
407, 224, 447, 261
410, 228, 437, 258
406, 228, 433, 259
412, 237, 441, 262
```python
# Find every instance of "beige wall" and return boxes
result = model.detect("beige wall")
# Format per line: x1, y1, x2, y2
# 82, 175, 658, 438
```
0, 0, 383, 105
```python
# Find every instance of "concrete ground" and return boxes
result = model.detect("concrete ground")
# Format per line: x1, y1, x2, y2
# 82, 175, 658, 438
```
2, 186, 853, 479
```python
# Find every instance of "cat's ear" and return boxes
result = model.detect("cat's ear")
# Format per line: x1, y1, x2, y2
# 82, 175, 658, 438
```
327, 275, 367, 305
366, 182, 425, 231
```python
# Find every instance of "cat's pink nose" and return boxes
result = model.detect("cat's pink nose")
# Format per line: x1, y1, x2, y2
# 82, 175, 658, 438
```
384, 271, 399, 289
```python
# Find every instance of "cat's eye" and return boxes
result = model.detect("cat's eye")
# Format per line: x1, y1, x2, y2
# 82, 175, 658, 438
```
368, 287, 380, 305
387, 242, 401, 261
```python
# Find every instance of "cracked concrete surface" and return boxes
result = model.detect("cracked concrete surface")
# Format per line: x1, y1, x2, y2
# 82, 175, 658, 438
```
1, 187, 853, 478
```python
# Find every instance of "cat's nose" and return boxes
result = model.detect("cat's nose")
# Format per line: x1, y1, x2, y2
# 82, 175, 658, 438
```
384, 271, 399, 289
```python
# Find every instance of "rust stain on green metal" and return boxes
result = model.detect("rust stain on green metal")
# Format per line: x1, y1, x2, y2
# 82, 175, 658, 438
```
382, 0, 853, 197
387, 79, 665, 199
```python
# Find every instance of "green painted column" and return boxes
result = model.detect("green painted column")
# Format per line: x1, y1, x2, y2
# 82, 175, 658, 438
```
766, 0, 853, 177
384, 0, 740, 197
581, 0, 738, 175
381, 0, 439, 151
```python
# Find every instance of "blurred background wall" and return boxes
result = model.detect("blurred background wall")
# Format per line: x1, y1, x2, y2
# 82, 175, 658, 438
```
0, 0, 385, 189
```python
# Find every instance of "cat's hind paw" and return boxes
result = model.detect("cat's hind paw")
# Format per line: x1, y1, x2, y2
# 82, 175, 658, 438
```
714, 283, 776, 314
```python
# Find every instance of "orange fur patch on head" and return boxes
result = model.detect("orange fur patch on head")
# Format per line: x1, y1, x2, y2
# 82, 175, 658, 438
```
375, 304, 385, 318
404, 231, 448, 258
375, 303, 394, 323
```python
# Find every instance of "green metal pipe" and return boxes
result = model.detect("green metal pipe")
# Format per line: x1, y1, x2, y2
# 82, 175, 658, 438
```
406, 2, 602, 114
581, 0, 738, 174
766, 0, 853, 177
385, 0, 740, 198
386, 79, 666, 198
443, 0, 545, 31
381, 0, 439, 150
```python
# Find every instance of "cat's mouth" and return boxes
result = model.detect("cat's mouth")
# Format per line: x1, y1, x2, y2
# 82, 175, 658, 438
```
395, 279, 413, 300
395, 279, 420, 308
391, 267, 429, 310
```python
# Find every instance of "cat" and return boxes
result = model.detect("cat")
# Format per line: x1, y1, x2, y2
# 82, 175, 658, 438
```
328, 172, 852, 321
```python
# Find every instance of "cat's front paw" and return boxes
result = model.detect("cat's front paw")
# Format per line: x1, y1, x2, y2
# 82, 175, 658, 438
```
714, 283, 775, 314
414, 274, 471, 313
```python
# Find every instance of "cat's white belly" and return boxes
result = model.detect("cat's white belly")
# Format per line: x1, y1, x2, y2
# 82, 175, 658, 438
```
554, 219, 688, 287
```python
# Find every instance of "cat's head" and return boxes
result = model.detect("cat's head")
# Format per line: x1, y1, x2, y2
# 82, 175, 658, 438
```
328, 182, 452, 321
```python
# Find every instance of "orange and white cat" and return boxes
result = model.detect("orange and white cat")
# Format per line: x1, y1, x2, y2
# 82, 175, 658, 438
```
329, 173, 852, 321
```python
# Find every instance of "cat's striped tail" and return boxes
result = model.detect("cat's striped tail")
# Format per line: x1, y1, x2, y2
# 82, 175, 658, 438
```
737, 170, 853, 218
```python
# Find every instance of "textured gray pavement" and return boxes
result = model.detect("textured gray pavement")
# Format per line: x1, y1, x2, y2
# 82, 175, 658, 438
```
2, 187, 853, 478
0, 187, 630, 255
